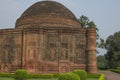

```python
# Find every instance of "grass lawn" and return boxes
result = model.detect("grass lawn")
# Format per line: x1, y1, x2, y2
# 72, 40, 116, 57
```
0, 78, 58, 80
27, 79, 58, 80
0, 77, 14, 80
86, 78, 98, 80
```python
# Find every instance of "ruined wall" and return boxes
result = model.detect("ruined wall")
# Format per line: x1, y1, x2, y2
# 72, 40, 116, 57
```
22, 28, 43, 73
0, 29, 22, 72
22, 27, 87, 73
0, 27, 97, 74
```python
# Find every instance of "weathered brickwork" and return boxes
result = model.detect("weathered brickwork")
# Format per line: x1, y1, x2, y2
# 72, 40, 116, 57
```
0, 1, 97, 73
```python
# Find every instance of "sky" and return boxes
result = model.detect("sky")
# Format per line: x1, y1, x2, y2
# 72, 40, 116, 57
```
0, 0, 120, 54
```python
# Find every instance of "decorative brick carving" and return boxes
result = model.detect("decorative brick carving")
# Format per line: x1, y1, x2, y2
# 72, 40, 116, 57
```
0, 1, 97, 74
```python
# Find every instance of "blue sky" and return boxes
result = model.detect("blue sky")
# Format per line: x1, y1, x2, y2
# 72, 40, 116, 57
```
0, 0, 120, 54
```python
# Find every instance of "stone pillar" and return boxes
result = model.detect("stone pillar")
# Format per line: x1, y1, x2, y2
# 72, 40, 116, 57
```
86, 27, 97, 73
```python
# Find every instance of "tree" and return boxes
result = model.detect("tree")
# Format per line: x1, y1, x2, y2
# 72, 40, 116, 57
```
79, 15, 100, 53
98, 38, 105, 48
103, 31, 120, 68
88, 21, 96, 27
88, 21, 100, 40
78, 15, 89, 27
97, 55, 108, 70
78, 15, 97, 28
78, 15, 99, 36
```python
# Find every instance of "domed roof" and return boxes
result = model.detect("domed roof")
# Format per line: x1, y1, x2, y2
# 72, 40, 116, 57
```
21, 1, 76, 19
16, 1, 80, 28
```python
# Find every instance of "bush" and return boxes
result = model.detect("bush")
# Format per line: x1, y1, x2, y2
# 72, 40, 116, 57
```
73, 70, 87, 80
59, 73, 80, 80
116, 67, 120, 70
110, 69, 120, 73
0, 72, 14, 78
14, 69, 28, 80
28, 74, 53, 79
98, 74, 105, 80
87, 74, 101, 78
53, 73, 60, 78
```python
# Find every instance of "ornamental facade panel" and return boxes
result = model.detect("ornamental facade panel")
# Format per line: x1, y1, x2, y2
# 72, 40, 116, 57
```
0, 1, 97, 73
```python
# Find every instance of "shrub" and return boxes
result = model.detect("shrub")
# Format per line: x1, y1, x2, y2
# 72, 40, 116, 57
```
116, 67, 120, 70
0, 72, 14, 78
110, 69, 120, 73
53, 73, 60, 78
59, 73, 80, 80
87, 74, 101, 78
73, 70, 87, 80
14, 69, 28, 80
98, 74, 105, 80
28, 74, 53, 79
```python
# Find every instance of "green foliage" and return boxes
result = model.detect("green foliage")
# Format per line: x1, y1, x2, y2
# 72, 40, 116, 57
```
0, 77, 14, 80
88, 21, 96, 27
86, 78, 98, 80
72, 70, 87, 80
98, 74, 105, 80
116, 67, 120, 70
104, 31, 120, 68
78, 15, 97, 29
14, 69, 28, 80
28, 74, 53, 79
97, 55, 108, 70
0, 72, 14, 78
98, 38, 105, 48
59, 73, 80, 80
79, 15, 89, 27
79, 15, 100, 54
87, 74, 101, 78
109, 69, 120, 73
87, 74, 105, 80
53, 73, 60, 78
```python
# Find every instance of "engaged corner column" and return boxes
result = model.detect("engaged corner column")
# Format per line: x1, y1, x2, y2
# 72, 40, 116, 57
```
86, 27, 97, 73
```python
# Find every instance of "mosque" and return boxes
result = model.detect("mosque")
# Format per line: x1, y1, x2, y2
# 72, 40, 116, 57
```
0, 1, 97, 73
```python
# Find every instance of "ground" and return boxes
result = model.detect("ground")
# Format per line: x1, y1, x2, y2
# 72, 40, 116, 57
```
100, 70, 120, 80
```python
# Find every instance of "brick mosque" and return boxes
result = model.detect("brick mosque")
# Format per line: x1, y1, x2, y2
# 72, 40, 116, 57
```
0, 1, 97, 73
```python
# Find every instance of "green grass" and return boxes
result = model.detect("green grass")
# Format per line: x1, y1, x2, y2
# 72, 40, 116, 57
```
27, 79, 54, 80
0, 77, 14, 80
0, 77, 99, 80
86, 78, 98, 80
27, 79, 52, 80
0, 77, 58, 80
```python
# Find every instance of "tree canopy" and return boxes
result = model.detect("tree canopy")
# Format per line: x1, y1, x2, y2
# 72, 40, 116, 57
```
99, 31, 120, 68
104, 31, 120, 68
97, 55, 108, 70
78, 15, 97, 28
79, 15, 100, 52
78, 15, 89, 27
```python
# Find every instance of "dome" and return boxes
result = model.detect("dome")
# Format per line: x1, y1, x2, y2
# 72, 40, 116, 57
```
21, 1, 76, 19
16, 1, 80, 29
